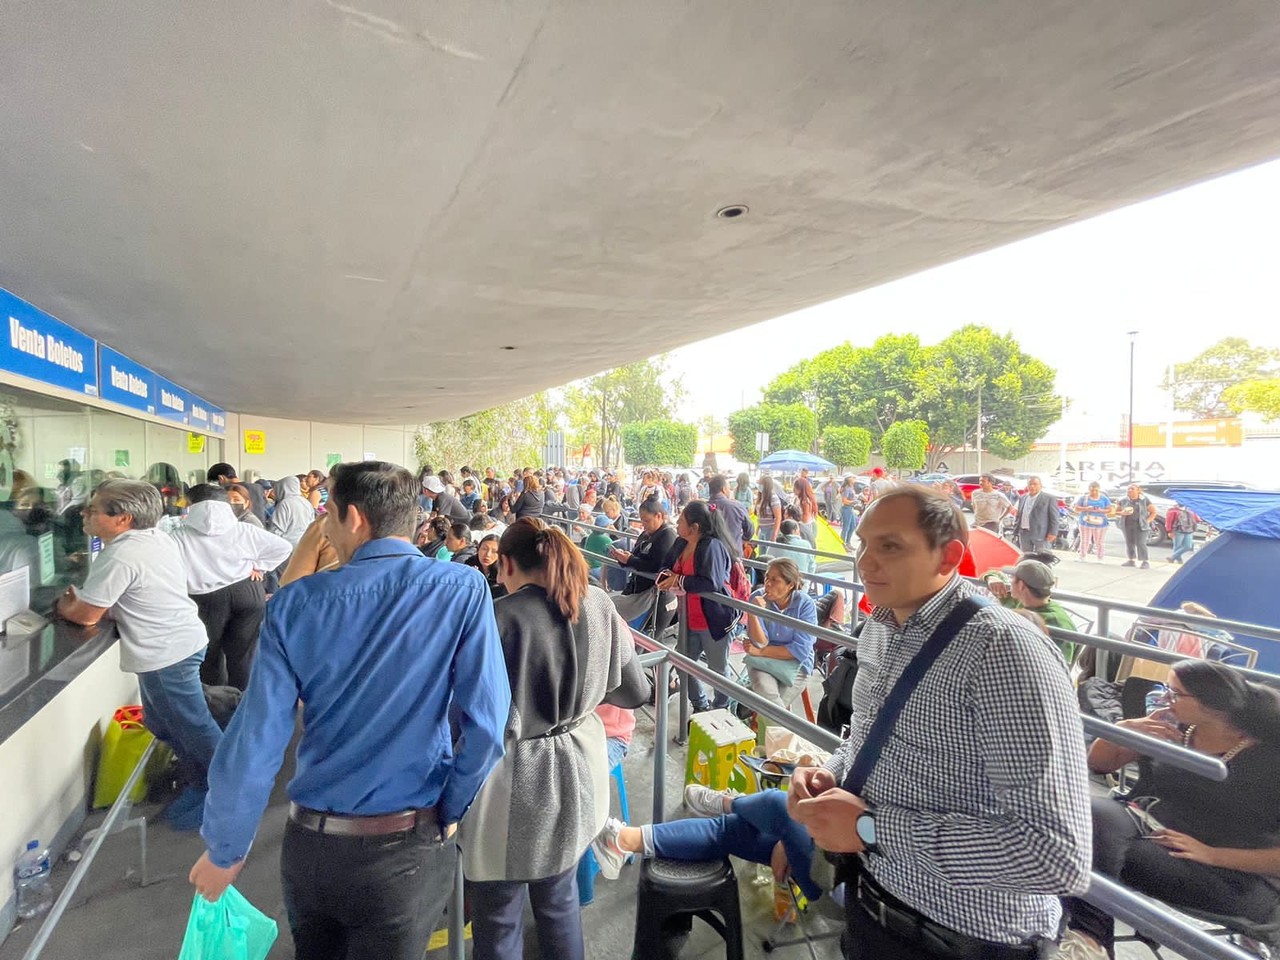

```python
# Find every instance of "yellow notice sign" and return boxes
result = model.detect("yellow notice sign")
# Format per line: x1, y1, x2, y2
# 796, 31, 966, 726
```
243, 430, 267, 455
187, 433, 206, 454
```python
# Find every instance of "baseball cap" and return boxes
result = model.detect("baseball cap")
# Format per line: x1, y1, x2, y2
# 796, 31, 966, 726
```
422, 476, 444, 494
1003, 559, 1055, 592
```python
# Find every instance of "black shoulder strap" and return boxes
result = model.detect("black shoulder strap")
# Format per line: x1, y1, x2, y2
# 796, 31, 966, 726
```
842, 596, 991, 796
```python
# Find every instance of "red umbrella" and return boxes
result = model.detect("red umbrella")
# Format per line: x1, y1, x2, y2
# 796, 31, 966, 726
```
960, 527, 1021, 578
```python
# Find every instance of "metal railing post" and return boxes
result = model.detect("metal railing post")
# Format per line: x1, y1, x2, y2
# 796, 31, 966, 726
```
675, 594, 689, 746
652, 658, 669, 825
22, 740, 158, 960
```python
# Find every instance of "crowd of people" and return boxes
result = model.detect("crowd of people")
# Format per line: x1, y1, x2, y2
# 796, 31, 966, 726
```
44, 456, 1278, 960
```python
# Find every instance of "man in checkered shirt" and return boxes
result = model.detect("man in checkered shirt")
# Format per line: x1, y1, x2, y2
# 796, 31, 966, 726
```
790, 486, 1091, 959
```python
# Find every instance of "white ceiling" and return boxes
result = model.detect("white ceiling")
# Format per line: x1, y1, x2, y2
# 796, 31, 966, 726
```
2, 1, 1280, 422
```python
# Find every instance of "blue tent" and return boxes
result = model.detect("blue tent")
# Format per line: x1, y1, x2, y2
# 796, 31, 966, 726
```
1149, 489, 1280, 673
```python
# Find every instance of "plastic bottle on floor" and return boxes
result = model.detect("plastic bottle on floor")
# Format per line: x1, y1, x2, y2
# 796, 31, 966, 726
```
15, 840, 53, 920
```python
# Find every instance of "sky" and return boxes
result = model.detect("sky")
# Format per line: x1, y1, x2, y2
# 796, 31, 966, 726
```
662, 157, 1280, 442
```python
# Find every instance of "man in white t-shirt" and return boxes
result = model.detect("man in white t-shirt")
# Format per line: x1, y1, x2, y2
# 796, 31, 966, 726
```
57, 479, 221, 829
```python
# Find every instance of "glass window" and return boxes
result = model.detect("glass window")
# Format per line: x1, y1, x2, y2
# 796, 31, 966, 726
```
0, 384, 222, 606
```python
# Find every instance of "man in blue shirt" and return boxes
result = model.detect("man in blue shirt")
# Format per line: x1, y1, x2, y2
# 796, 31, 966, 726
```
189, 462, 510, 960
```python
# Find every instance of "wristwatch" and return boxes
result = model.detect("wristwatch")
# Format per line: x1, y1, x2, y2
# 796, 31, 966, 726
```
856, 811, 878, 854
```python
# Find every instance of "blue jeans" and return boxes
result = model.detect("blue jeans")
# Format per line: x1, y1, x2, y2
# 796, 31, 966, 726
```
683, 629, 729, 710
467, 865, 583, 960
1171, 531, 1195, 562
606, 737, 629, 769
840, 506, 857, 545
137, 649, 223, 789
648, 790, 821, 901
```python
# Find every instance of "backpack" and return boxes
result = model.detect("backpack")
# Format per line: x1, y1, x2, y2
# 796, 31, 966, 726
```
816, 649, 859, 733
1175, 508, 1196, 533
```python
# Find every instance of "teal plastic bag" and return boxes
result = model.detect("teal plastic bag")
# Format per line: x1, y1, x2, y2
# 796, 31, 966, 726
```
178, 887, 279, 960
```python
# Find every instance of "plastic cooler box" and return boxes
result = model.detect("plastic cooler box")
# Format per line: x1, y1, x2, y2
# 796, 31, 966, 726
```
684, 709, 755, 794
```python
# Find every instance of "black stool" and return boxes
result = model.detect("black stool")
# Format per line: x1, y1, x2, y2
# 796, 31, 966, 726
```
633, 857, 744, 960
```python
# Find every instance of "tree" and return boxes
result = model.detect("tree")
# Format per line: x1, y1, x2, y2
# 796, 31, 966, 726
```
764, 337, 920, 436
763, 326, 1059, 470
621, 420, 697, 466
1165, 337, 1280, 419
1224, 379, 1280, 422
820, 426, 872, 471
881, 420, 929, 472
414, 391, 558, 470
909, 325, 1060, 470
562, 357, 684, 468
726, 403, 818, 463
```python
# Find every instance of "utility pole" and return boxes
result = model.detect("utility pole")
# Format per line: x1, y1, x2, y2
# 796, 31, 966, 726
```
1127, 331, 1138, 483
975, 380, 983, 474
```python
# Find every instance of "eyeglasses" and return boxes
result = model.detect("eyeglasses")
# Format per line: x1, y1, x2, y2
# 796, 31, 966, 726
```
1167, 688, 1196, 703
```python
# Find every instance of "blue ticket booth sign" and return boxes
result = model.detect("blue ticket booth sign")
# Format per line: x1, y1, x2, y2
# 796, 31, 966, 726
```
98, 345, 156, 414
155, 375, 190, 424
0, 288, 98, 396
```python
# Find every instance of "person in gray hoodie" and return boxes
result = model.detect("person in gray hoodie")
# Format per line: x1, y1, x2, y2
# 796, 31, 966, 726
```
169, 485, 292, 689
268, 475, 317, 548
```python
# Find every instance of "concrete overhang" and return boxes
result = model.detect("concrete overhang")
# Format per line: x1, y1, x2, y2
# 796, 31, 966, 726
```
2, 1, 1279, 422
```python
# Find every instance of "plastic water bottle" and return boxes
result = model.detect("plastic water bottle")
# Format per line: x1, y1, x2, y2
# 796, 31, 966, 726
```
1145, 685, 1170, 716
14, 840, 53, 920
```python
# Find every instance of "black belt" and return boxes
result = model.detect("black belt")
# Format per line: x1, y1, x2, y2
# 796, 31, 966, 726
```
532, 714, 589, 739
288, 803, 436, 837
851, 866, 1049, 960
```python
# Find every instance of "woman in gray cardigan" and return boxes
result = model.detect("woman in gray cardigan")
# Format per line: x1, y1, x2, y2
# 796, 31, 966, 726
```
460, 517, 650, 960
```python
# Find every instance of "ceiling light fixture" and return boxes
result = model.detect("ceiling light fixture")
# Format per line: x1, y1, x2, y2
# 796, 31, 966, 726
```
715, 204, 749, 220
501, 345, 516, 350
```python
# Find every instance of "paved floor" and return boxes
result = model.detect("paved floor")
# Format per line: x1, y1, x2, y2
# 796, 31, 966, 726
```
0, 529, 1206, 960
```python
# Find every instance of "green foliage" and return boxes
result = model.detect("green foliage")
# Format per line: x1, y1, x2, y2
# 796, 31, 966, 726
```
562, 357, 684, 467
762, 326, 1059, 470
765, 338, 919, 435
414, 392, 558, 470
726, 403, 818, 463
621, 420, 697, 466
1223, 378, 1280, 422
881, 420, 929, 471
1165, 337, 1280, 419
820, 426, 871, 470
910, 325, 1060, 468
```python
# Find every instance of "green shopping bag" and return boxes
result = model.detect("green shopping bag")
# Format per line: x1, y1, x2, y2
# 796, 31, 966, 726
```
178, 887, 279, 960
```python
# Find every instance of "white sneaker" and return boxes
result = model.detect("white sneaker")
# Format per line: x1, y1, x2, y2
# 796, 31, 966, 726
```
591, 817, 628, 880
683, 783, 732, 818
1056, 929, 1108, 960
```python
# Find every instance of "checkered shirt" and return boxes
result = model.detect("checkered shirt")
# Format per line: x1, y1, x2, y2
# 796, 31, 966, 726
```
823, 575, 1092, 944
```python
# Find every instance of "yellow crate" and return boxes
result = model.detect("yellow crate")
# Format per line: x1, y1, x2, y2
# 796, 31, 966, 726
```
685, 709, 756, 795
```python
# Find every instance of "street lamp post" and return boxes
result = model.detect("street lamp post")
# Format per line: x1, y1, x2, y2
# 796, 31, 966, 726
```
1127, 330, 1138, 483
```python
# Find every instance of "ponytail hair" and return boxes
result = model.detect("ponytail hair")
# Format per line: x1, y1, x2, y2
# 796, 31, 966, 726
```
1172, 659, 1280, 744
681, 499, 739, 558
498, 517, 589, 622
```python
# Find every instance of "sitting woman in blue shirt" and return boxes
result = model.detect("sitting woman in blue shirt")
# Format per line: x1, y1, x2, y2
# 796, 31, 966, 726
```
745, 558, 817, 708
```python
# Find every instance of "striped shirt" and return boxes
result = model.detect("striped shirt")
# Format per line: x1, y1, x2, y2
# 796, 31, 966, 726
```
823, 575, 1091, 944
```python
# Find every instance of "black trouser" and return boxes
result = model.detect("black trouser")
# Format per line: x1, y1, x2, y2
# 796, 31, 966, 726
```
281, 819, 456, 960
842, 867, 1044, 959
1121, 524, 1149, 562
194, 577, 266, 690
1065, 795, 1280, 947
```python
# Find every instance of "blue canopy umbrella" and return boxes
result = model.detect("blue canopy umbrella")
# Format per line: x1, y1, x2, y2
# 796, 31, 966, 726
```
757, 449, 836, 473
1149, 489, 1280, 673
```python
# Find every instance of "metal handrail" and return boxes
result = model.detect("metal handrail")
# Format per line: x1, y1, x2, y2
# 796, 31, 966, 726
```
627, 611, 1252, 960
1048, 627, 1280, 688
1085, 874, 1257, 960
22, 739, 158, 960
747, 536, 854, 563
1052, 589, 1280, 645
